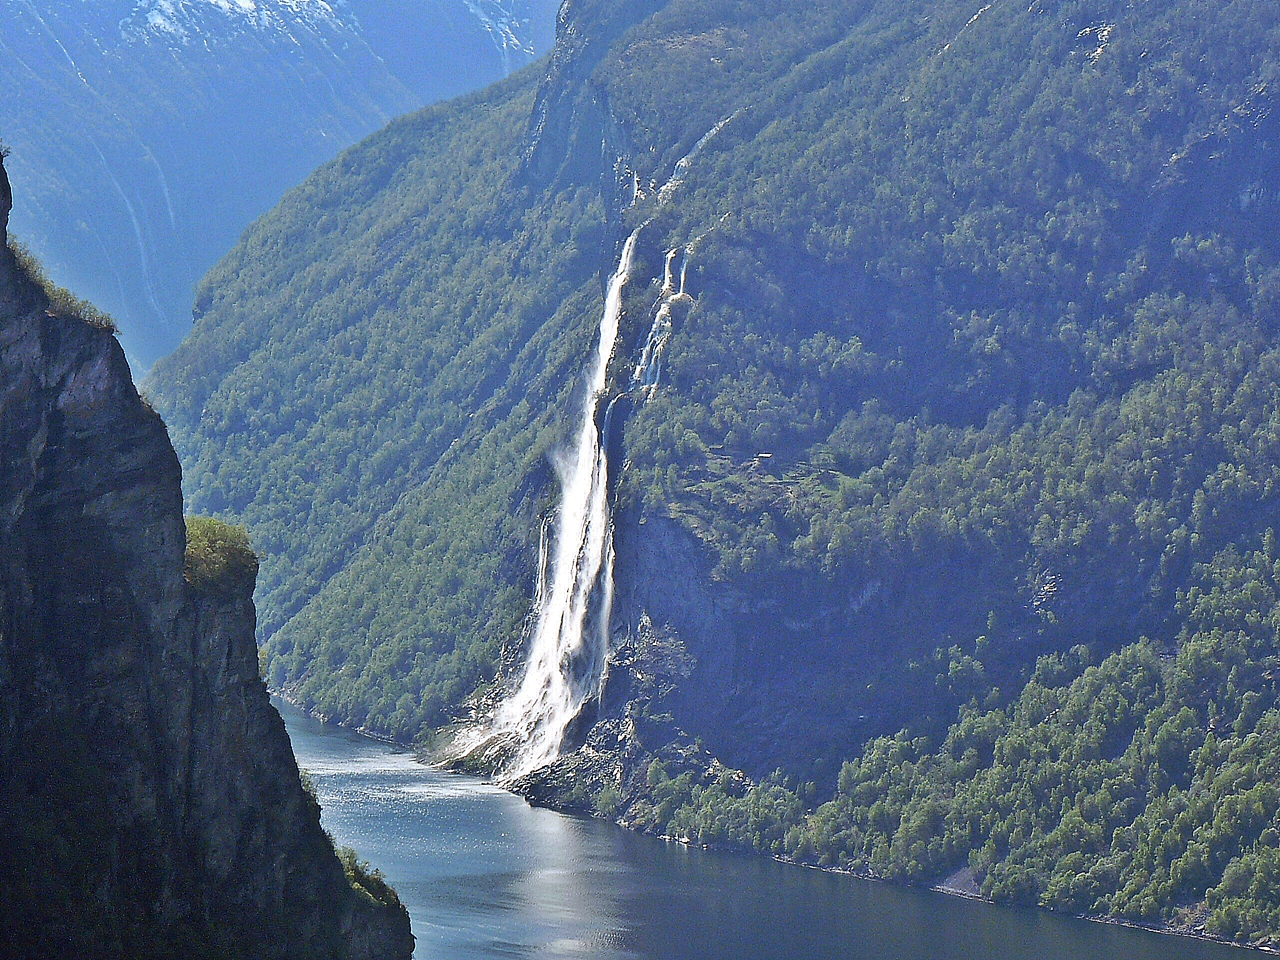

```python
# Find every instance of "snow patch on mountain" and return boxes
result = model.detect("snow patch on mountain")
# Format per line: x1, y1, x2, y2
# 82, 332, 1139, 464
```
121, 0, 350, 46
462, 0, 536, 71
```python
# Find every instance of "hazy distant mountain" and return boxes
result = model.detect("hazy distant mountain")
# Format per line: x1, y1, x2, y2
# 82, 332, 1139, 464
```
0, 0, 557, 371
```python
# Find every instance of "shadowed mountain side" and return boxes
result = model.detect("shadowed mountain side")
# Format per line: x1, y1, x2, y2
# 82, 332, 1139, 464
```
0, 155, 412, 960
0, 0, 559, 371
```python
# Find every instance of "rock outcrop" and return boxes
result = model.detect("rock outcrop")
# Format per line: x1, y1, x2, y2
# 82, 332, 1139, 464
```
0, 155, 412, 959
519, 0, 668, 187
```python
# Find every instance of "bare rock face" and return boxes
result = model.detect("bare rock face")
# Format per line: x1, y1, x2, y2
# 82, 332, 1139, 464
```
519, 0, 669, 186
0, 155, 412, 959
0, 154, 9, 247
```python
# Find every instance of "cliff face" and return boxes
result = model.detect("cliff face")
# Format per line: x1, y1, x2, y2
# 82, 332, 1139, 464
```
519, 0, 669, 187
0, 157, 411, 959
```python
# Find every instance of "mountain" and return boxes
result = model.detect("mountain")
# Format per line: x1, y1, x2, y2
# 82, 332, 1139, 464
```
147, 0, 1280, 944
0, 0, 558, 372
0, 156, 412, 958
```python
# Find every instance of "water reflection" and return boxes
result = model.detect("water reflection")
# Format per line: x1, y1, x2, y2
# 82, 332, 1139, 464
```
280, 701, 634, 958
277, 700, 1248, 960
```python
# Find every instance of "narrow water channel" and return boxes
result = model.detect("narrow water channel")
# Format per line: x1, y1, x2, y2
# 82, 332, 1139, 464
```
277, 700, 1250, 960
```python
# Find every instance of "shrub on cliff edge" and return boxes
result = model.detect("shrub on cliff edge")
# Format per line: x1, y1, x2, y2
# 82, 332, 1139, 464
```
7, 239, 116, 332
184, 515, 258, 594
334, 845, 404, 911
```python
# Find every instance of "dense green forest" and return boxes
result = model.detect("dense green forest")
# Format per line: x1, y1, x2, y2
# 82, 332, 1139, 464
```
147, 0, 1280, 941
625, 543, 1280, 943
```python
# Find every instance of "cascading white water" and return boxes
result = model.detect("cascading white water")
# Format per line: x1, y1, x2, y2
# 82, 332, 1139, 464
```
657, 111, 740, 203
458, 113, 740, 779
476, 229, 641, 780
632, 247, 692, 398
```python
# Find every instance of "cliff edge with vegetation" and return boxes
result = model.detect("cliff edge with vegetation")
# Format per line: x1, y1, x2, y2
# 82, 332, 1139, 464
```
0, 155, 412, 959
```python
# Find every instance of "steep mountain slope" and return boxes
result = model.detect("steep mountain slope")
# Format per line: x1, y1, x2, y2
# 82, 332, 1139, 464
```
149, 0, 1280, 941
0, 0, 557, 371
0, 156, 412, 958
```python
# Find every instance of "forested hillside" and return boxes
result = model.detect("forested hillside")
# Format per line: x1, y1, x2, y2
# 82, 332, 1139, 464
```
148, 0, 1280, 943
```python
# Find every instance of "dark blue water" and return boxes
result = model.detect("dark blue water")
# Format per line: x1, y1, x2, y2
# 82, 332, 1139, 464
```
277, 700, 1250, 960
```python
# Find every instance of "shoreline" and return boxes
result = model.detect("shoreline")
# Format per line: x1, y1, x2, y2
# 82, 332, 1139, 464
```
272, 694, 1271, 956
1074, 914, 1275, 956
805, 856, 1273, 955
596, 822, 1273, 956
270, 689, 403, 746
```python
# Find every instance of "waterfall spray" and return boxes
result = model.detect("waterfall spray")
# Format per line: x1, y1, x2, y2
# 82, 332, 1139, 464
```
468, 229, 640, 780
457, 113, 739, 779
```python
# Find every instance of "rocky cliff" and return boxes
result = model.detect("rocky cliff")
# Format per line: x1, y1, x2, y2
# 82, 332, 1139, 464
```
0, 156, 412, 959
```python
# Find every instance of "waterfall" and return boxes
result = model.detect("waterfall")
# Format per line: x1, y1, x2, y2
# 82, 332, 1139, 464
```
657, 110, 740, 203
631, 247, 691, 399
455, 113, 738, 780
473, 229, 640, 780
